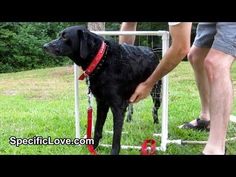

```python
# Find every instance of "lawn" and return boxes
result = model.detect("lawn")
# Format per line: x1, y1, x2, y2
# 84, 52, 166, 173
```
0, 62, 236, 155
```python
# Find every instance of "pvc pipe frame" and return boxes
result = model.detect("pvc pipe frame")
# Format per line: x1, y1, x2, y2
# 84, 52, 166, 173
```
74, 31, 170, 151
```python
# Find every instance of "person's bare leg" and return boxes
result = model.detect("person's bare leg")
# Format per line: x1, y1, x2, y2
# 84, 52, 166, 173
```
119, 22, 137, 44
203, 48, 235, 154
187, 46, 210, 126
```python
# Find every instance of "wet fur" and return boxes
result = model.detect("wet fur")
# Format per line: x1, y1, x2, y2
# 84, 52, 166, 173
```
44, 26, 161, 155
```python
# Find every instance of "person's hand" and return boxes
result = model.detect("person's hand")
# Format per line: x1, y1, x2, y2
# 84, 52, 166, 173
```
129, 82, 153, 103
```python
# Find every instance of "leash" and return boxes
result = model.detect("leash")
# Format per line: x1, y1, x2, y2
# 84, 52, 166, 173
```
86, 78, 97, 155
141, 139, 157, 155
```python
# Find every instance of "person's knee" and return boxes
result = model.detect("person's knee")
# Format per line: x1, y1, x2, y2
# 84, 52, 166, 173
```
188, 48, 196, 65
204, 57, 222, 81
188, 47, 203, 66
188, 47, 209, 68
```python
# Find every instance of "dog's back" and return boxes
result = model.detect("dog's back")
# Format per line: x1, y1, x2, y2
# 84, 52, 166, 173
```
121, 43, 159, 80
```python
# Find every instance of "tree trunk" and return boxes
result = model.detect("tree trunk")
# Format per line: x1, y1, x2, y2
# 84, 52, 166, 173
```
87, 22, 105, 31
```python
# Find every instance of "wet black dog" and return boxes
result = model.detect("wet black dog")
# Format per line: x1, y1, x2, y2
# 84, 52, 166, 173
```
43, 26, 161, 155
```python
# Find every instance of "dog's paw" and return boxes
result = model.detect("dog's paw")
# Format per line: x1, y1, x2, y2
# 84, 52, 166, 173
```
110, 147, 120, 155
111, 150, 120, 155
93, 139, 99, 149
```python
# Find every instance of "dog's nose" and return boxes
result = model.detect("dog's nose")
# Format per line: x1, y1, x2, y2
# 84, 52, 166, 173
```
43, 43, 49, 50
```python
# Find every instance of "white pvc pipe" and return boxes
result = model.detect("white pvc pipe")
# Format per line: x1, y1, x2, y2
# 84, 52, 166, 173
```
105, 131, 128, 134
153, 133, 162, 137
74, 30, 236, 153
74, 30, 169, 150
226, 137, 236, 142
74, 64, 80, 139
99, 143, 162, 151
93, 31, 168, 36
160, 32, 170, 151
230, 115, 236, 123
167, 137, 236, 145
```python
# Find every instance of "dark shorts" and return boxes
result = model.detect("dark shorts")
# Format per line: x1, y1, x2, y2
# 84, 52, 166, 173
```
193, 22, 236, 57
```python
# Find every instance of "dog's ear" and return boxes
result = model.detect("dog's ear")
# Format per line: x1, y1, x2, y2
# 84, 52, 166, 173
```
77, 29, 89, 59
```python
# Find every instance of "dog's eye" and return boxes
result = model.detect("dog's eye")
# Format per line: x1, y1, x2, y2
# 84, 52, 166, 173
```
61, 32, 67, 41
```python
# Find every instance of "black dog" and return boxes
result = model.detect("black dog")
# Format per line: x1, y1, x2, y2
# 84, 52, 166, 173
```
43, 26, 162, 155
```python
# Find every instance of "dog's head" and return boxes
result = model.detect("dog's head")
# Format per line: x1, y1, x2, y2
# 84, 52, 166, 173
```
43, 26, 104, 67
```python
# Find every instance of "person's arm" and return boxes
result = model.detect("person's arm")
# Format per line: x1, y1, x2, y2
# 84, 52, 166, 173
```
119, 22, 137, 44
129, 22, 192, 103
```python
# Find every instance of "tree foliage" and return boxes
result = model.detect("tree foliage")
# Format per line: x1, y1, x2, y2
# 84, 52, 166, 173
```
0, 22, 194, 73
0, 22, 84, 73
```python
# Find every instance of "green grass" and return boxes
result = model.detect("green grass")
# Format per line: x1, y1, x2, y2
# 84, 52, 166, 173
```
1, 63, 236, 155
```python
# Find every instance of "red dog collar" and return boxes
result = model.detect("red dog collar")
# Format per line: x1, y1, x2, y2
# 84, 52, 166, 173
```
79, 41, 107, 80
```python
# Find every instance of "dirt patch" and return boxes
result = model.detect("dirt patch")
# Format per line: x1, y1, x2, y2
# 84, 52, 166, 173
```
50, 66, 75, 77
0, 66, 75, 99
2, 90, 17, 96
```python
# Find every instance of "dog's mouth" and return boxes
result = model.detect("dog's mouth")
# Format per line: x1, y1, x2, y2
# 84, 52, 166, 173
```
43, 43, 61, 56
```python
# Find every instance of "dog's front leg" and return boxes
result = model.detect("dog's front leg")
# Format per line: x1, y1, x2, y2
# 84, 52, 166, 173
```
93, 100, 109, 149
110, 102, 127, 155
